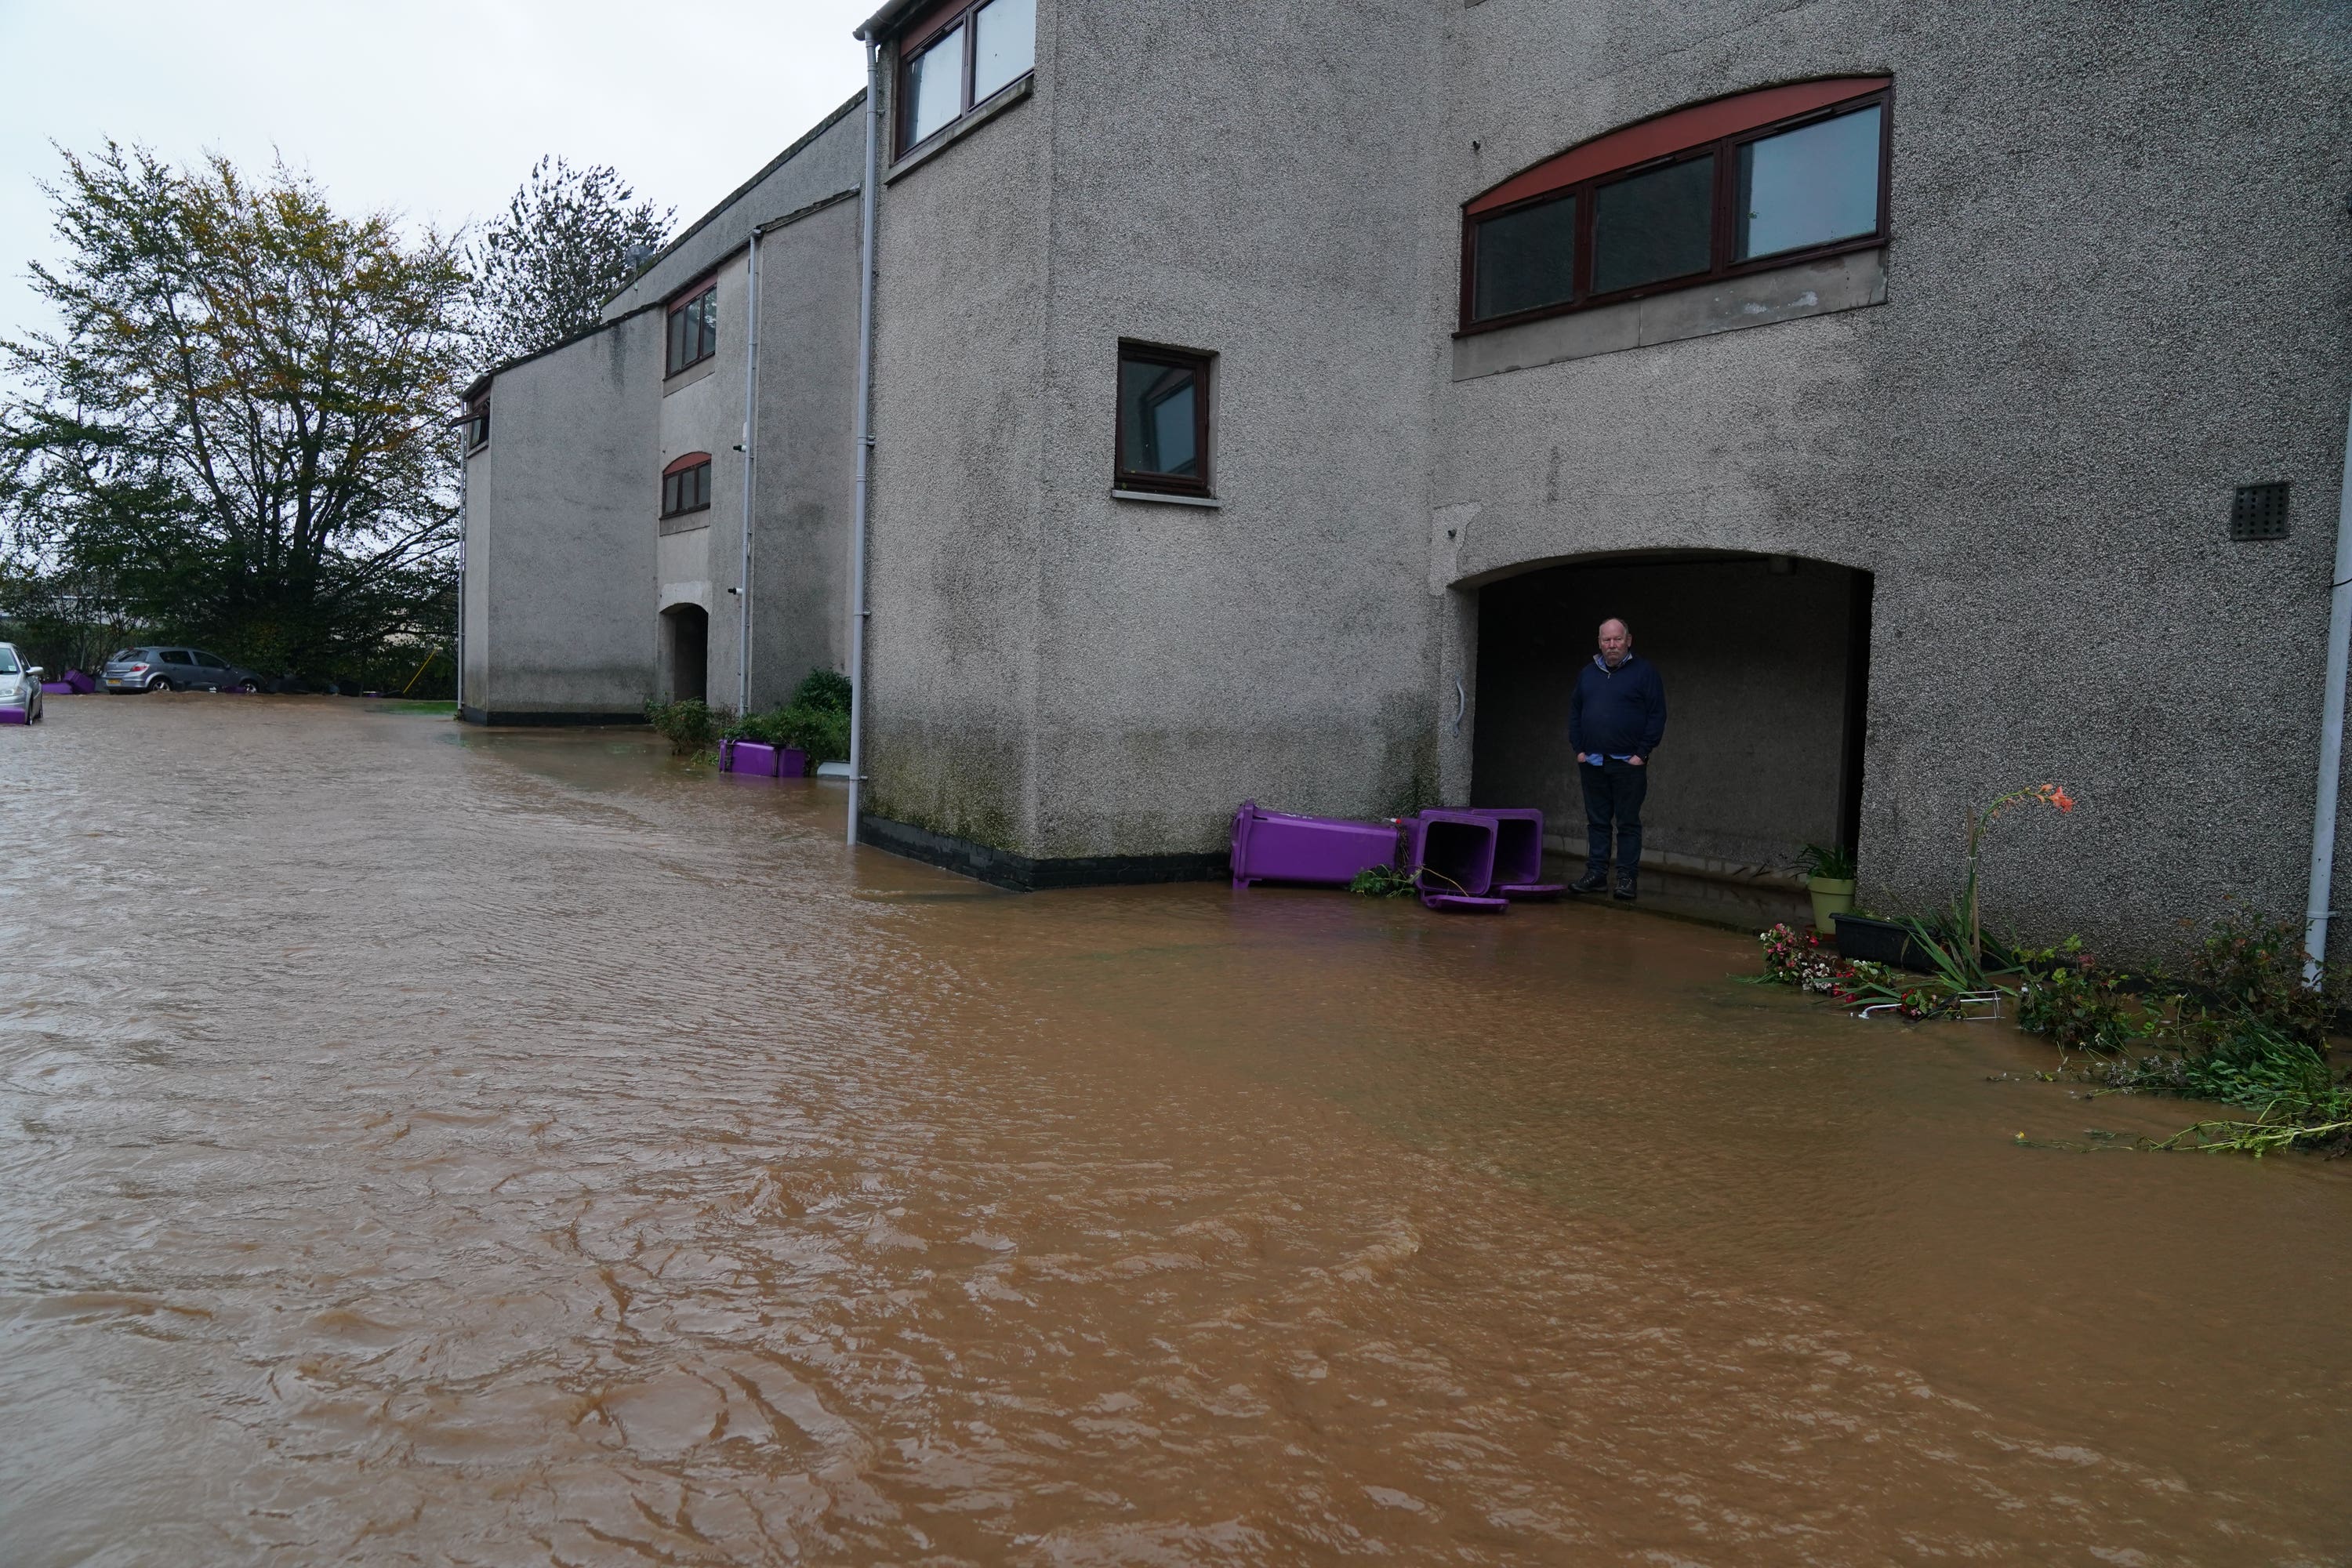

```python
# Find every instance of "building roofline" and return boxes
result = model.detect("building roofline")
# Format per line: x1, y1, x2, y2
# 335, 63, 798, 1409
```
463, 183, 862, 405
597, 88, 867, 314
854, 0, 924, 41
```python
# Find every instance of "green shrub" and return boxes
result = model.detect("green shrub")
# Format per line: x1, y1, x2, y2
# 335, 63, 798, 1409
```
1348, 864, 1418, 898
792, 667, 852, 714
2183, 901, 2333, 1045
2014, 938, 2138, 1054
646, 697, 724, 755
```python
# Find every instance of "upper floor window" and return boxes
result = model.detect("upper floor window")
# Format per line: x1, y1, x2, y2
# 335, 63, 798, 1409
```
1115, 342, 1211, 499
666, 280, 717, 376
1461, 78, 1889, 333
461, 394, 489, 452
662, 452, 713, 518
898, 0, 1034, 156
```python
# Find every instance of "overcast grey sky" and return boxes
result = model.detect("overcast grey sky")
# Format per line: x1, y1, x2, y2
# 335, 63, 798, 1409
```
0, 0, 871, 347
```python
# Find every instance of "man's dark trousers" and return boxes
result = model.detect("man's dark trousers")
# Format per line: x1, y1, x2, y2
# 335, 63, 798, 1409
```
1580, 758, 1647, 875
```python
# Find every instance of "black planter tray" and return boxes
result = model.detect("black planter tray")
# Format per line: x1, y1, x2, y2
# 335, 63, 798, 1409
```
1831, 913, 1936, 974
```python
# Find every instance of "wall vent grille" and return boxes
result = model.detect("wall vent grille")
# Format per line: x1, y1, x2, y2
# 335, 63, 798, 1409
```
2231, 482, 2290, 542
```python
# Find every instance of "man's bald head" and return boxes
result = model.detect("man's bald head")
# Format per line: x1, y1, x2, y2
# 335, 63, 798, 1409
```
1598, 619, 1632, 666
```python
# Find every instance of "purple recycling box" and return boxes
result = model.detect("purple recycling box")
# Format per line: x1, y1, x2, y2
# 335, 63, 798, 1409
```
41, 682, 71, 695
1229, 800, 1400, 889
720, 739, 808, 779
64, 669, 96, 694
0, 706, 27, 725
1398, 811, 1503, 910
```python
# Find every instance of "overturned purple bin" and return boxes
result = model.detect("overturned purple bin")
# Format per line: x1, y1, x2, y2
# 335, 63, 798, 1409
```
1398, 810, 1507, 913
64, 668, 96, 695
720, 739, 808, 778
1229, 800, 1399, 889
1461, 808, 1563, 900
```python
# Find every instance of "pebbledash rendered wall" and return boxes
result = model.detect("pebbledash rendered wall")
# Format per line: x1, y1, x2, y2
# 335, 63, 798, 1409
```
848, 0, 2352, 958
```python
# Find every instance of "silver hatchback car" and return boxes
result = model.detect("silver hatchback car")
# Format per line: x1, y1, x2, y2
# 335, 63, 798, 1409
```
0, 643, 45, 724
102, 645, 263, 693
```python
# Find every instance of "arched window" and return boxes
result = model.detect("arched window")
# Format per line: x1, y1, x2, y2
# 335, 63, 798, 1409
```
1461, 78, 1889, 332
662, 452, 713, 518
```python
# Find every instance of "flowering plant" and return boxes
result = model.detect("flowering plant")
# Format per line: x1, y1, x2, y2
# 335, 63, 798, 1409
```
1956, 782, 2076, 965
1759, 924, 1878, 997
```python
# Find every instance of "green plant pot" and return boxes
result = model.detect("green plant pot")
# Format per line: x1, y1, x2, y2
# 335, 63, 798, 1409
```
1808, 876, 1857, 931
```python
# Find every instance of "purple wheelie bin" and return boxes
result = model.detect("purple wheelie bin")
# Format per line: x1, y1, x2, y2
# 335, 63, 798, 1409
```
1465, 808, 1563, 899
1229, 800, 1400, 889
720, 739, 809, 778
1397, 810, 1507, 913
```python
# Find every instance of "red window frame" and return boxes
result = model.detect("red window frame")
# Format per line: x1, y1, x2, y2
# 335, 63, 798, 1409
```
1459, 77, 1893, 336
894, 0, 1033, 159
665, 277, 718, 376
661, 452, 713, 519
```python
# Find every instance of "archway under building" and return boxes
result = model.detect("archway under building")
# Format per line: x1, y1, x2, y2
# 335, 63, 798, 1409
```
1472, 551, 1871, 926
660, 603, 709, 704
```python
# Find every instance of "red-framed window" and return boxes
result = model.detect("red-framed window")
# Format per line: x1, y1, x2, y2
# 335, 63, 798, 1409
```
1460, 78, 1892, 335
666, 278, 717, 376
662, 452, 713, 518
895, 0, 1035, 158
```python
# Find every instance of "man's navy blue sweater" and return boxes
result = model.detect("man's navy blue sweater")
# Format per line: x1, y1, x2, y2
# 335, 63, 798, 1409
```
1568, 654, 1667, 757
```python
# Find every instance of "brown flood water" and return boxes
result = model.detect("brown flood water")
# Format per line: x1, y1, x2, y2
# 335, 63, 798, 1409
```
3, 696, 2350, 1566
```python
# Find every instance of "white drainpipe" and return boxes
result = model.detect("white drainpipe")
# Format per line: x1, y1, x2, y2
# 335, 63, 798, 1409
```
455, 419, 467, 716
737, 229, 760, 715
845, 44, 880, 848
2303, 395, 2352, 982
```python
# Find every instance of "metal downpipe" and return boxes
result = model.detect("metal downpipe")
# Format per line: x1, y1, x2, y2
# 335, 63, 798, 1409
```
737, 229, 760, 715
846, 44, 880, 848
2303, 396, 2352, 982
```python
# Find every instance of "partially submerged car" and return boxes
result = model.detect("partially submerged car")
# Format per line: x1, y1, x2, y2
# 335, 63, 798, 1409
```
101, 646, 263, 693
0, 643, 44, 724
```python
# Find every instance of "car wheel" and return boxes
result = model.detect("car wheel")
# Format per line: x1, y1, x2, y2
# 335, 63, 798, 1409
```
150, 676, 175, 692
238, 680, 260, 693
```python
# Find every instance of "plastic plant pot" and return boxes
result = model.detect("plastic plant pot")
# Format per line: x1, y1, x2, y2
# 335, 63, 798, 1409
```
1229, 800, 1401, 889
1398, 811, 1504, 910
1455, 808, 1563, 899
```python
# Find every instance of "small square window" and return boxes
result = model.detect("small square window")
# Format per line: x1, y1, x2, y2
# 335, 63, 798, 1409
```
1115, 343, 1212, 497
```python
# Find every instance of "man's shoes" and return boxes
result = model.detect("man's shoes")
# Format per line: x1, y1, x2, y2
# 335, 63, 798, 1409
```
1570, 869, 1610, 895
1612, 871, 1639, 902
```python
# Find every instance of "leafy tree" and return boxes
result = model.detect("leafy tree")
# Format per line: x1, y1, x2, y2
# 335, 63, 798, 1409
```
468, 157, 671, 369
0, 143, 470, 677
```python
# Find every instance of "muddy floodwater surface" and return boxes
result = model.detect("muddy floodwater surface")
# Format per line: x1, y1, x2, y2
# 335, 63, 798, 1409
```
3, 698, 2350, 1566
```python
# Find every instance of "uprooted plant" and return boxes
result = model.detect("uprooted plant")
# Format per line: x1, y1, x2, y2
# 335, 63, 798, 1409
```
2015, 905, 2352, 1156
1348, 864, 1419, 898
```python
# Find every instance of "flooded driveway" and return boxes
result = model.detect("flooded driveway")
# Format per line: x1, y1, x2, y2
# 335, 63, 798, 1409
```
3, 696, 2349, 1565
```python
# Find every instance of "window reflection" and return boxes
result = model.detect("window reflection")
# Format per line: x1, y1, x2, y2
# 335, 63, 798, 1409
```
1737, 105, 1882, 260
906, 25, 964, 147
1121, 360, 1197, 477
1591, 154, 1715, 296
1473, 194, 1577, 321
972, 0, 1034, 103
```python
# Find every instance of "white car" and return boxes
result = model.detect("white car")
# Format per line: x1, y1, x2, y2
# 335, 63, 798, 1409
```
0, 643, 44, 724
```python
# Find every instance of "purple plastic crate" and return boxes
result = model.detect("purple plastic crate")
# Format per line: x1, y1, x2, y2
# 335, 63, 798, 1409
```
40, 682, 70, 695
1397, 811, 1500, 905
0, 706, 26, 725
1229, 800, 1400, 889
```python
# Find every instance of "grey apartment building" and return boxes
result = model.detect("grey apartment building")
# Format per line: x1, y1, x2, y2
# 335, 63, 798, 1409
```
459, 0, 2352, 961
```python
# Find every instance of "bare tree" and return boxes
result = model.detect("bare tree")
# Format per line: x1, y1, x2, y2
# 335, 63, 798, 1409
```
469, 157, 672, 369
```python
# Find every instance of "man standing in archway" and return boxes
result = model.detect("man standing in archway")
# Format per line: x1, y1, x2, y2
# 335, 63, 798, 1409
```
1569, 618, 1667, 900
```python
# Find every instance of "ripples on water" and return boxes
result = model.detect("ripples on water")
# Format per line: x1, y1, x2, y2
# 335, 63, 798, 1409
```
2, 697, 2348, 1565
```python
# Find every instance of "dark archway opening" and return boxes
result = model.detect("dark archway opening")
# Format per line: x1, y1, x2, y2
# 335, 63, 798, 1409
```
661, 604, 710, 704
1473, 552, 1871, 924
